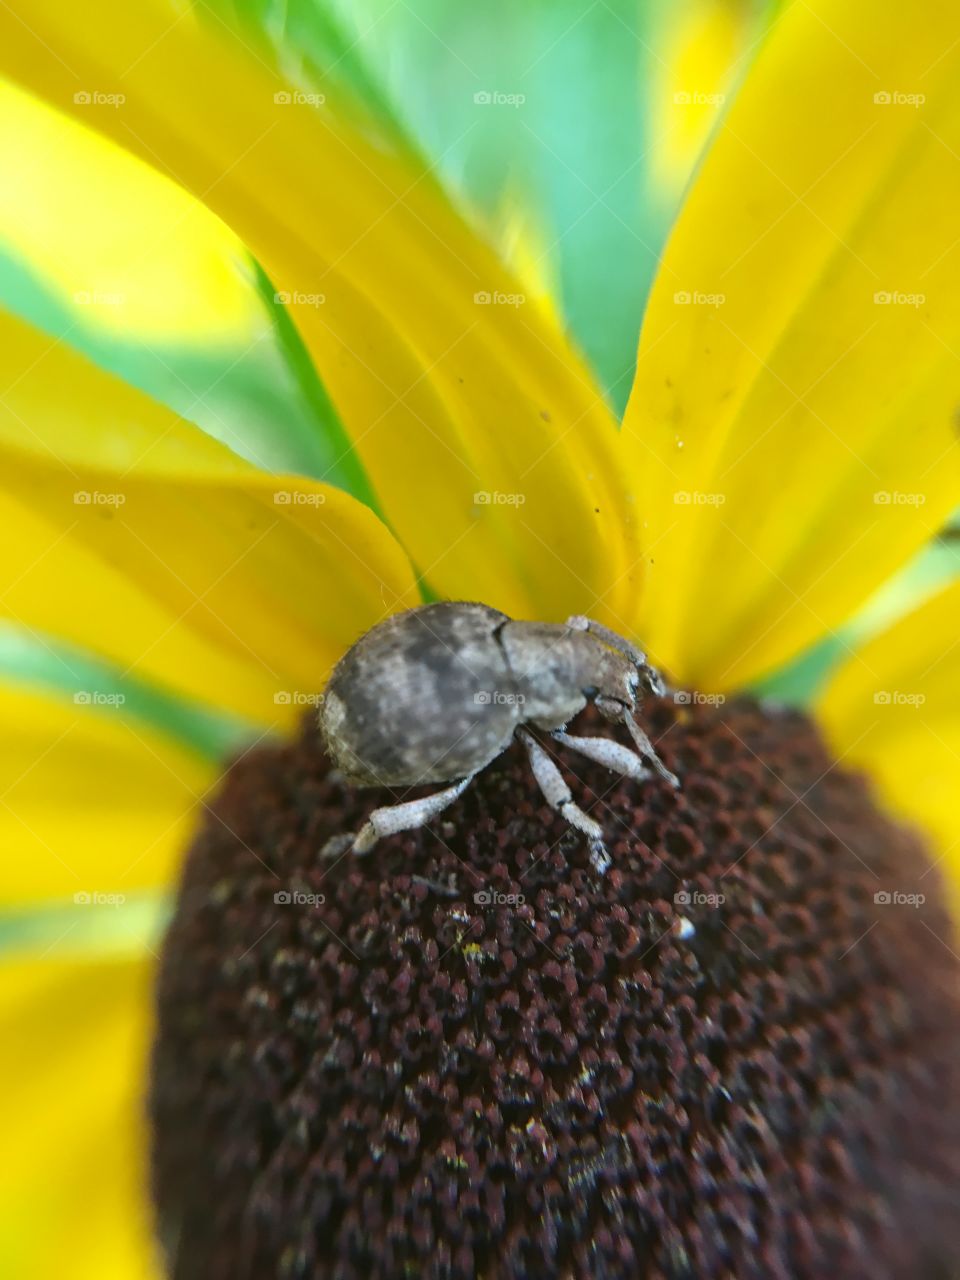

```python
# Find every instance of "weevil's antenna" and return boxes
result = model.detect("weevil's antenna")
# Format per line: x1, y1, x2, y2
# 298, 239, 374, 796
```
566, 616, 667, 696
623, 709, 680, 788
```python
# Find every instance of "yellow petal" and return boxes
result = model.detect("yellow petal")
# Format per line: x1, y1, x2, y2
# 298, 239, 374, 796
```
0, 78, 260, 344
0, 306, 249, 477
817, 580, 960, 913
0, 309, 419, 724
623, 0, 960, 688
1, 492, 284, 726
0, 951, 160, 1279
0, 0, 638, 626
647, 0, 759, 201
0, 683, 212, 906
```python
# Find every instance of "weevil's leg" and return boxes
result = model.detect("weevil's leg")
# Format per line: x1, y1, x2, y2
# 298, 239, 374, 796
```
552, 730, 653, 782
565, 615, 666, 695
596, 696, 680, 788
321, 775, 474, 859
518, 728, 610, 873
319, 832, 357, 861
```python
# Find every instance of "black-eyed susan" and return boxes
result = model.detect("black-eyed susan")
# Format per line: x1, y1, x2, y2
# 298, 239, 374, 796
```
1, 0, 959, 1277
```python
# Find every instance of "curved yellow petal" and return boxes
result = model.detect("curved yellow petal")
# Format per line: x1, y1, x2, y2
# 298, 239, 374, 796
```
0, 306, 249, 477
817, 580, 960, 912
1, 492, 285, 726
0, 0, 639, 626
647, 0, 759, 201
623, 0, 960, 688
0, 683, 212, 906
0, 952, 160, 1279
0, 77, 259, 344
0, 309, 419, 724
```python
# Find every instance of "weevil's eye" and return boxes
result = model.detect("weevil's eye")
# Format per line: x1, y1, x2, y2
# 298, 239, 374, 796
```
643, 666, 667, 697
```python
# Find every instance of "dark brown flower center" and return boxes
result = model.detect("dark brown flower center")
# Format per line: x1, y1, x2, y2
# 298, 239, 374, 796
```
151, 696, 960, 1279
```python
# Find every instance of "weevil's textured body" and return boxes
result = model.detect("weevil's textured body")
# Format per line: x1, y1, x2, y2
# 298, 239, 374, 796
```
319, 601, 677, 866
321, 603, 518, 785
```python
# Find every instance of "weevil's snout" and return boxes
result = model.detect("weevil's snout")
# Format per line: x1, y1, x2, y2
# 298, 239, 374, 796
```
594, 662, 644, 715
597, 692, 629, 722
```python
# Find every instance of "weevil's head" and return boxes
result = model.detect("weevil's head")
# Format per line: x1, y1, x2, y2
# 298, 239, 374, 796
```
498, 618, 667, 732
587, 640, 665, 720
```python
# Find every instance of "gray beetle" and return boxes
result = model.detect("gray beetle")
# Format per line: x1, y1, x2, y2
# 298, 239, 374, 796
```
319, 601, 678, 871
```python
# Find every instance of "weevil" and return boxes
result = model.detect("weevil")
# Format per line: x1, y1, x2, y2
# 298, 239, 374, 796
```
318, 602, 678, 872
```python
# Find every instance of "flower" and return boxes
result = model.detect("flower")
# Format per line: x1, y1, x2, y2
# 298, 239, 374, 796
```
0, 0, 959, 1276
